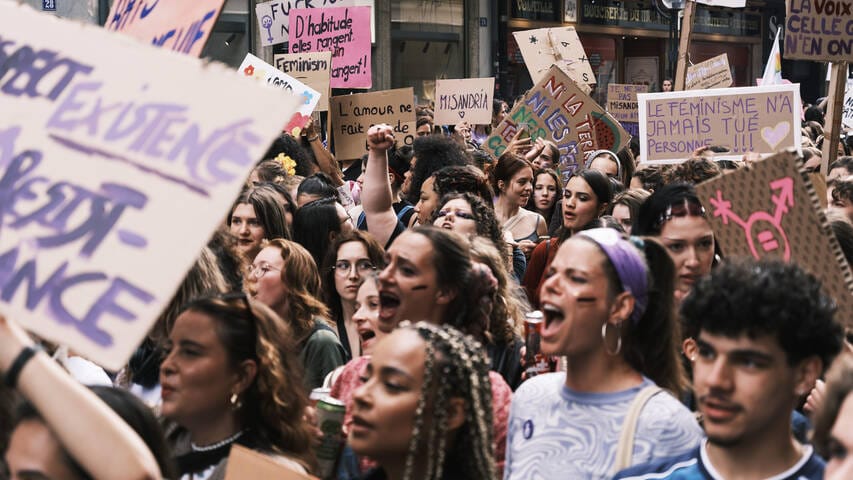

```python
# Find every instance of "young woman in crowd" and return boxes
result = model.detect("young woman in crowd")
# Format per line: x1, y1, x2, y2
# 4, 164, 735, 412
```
349, 322, 496, 480
350, 146, 415, 231
608, 189, 651, 234
491, 153, 547, 257
525, 138, 561, 170
227, 186, 290, 264
431, 192, 509, 272
633, 183, 716, 304
320, 230, 386, 361
249, 239, 346, 390
523, 169, 612, 307
526, 168, 561, 228
160, 295, 315, 478
296, 172, 339, 207
0, 314, 163, 480
813, 353, 853, 480
505, 228, 702, 479
292, 197, 354, 270
471, 98, 509, 147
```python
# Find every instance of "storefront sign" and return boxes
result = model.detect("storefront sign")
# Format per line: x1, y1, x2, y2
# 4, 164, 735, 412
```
434, 78, 495, 126
785, 0, 853, 62
513, 26, 596, 89
106, 0, 225, 57
580, 1, 759, 36
274, 52, 333, 112
685, 54, 733, 90
694, 151, 853, 327
255, 0, 375, 47
330, 88, 416, 160
288, 6, 371, 89
638, 84, 802, 164
484, 65, 629, 180
512, 0, 560, 22
607, 84, 647, 123
0, 1, 302, 370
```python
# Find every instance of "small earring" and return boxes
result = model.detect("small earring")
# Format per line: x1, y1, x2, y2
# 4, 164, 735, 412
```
229, 392, 241, 410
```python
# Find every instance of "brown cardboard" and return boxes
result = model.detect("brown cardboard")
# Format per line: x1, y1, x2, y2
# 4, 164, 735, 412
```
483, 65, 629, 181
330, 87, 416, 160
224, 445, 317, 480
513, 26, 595, 91
434, 77, 495, 125
685, 54, 733, 90
274, 51, 333, 111
694, 151, 853, 327
785, 0, 853, 62
607, 84, 648, 123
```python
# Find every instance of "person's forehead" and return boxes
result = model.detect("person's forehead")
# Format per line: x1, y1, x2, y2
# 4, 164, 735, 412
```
697, 330, 785, 357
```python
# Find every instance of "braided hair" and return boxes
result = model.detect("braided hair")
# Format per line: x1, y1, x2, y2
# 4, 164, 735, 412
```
399, 321, 495, 480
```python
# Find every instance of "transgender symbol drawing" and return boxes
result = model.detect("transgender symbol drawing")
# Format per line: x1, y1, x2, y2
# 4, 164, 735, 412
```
709, 176, 794, 261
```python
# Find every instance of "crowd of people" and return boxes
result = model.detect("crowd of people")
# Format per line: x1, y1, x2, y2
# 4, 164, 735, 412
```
1, 93, 852, 480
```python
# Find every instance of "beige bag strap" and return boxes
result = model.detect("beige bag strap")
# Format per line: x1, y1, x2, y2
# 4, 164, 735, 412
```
611, 385, 663, 475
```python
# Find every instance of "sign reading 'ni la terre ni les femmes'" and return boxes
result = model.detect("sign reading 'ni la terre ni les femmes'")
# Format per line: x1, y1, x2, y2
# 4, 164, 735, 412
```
0, 2, 302, 370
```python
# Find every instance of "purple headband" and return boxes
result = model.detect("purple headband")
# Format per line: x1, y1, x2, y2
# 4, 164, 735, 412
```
578, 228, 649, 325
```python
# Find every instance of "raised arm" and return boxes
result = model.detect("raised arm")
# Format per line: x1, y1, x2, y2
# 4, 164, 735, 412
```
0, 315, 161, 480
362, 124, 402, 248
303, 119, 343, 186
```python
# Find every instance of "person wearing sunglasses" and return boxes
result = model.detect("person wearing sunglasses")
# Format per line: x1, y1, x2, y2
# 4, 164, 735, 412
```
633, 183, 716, 304
320, 231, 386, 361
160, 293, 316, 478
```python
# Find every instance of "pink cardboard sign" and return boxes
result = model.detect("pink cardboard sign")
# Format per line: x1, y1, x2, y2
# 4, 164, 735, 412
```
106, 0, 225, 57
288, 6, 371, 89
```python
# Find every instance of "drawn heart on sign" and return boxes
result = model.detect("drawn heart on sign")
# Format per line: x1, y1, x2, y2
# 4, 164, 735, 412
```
458, 111, 465, 119
761, 121, 791, 150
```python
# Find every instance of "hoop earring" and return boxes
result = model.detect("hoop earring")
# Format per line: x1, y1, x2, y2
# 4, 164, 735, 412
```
601, 322, 622, 356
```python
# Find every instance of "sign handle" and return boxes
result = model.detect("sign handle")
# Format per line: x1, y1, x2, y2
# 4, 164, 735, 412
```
822, 62, 848, 176
674, 1, 696, 91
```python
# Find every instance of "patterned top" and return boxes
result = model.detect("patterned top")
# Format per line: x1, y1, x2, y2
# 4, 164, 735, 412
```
504, 372, 703, 480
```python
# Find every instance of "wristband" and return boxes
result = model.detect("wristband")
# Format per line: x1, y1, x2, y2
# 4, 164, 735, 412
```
307, 135, 320, 142
4, 345, 41, 389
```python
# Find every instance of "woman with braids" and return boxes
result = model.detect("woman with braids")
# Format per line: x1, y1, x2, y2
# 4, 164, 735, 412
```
249, 239, 346, 390
349, 322, 496, 480
160, 294, 315, 478
505, 229, 701, 479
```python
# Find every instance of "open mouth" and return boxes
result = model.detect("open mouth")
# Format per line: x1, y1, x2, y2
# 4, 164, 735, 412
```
378, 291, 400, 326
541, 303, 564, 337
360, 329, 376, 342
440, 222, 453, 230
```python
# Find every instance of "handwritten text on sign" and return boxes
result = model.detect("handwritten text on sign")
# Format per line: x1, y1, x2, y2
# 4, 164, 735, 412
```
274, 51, 333, 112
434, 78, 495, 125
606, 84, 648, 123
106, 0, 225, 57
685, 53, 733, 90
288, 6, 371, 89
638, 85, 802, 164
255, 0, 375, 47
842, 79, 853, 127
785, 0, 853, 62
0, 2, 301, 370
330, 88, 416, 160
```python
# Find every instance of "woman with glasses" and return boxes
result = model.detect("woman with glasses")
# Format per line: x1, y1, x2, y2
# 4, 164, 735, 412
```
160, 293, 316, 478
249, 239, 345, 390
633, 183, 716, 304
320, 231, 386, 361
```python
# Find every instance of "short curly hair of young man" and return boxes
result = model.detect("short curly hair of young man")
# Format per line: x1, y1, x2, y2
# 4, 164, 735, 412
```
680, 259, 844, 369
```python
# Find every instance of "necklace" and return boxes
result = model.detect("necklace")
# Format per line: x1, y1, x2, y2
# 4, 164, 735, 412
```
190, 430, 244, 452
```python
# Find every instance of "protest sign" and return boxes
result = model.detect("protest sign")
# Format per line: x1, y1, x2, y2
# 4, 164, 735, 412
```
225, 445, 317, 480
606, 84, 648, 123
483, 65, 629, 181
512, 27, 596, 90
638, 84, 802, 164
785, 0, 853, 62
694, 151, 853, 327
239, 53, 321, 136
288, 6, 371, 89
0, 2, 302, 370
842, 79, 853, 128
274, 52, 333, 112
685, 54, 734, 90
434, 78, 495, 125
330, 88, 416, 160
105, 0, 225, 57
255, 0, 375, 47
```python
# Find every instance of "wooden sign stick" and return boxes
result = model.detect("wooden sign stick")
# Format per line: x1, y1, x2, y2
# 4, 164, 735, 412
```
822, 62, 848, 176
674, 1, 696, 91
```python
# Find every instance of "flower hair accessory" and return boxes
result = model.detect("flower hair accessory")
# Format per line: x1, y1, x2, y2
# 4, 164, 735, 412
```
276, 153, 296, 176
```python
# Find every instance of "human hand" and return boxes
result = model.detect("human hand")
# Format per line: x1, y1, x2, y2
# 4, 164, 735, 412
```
525, 137, 546, 161
804, 379, 825, 417
517, 239, 537, 257
303, 405, 324, 447
367, 124, 395, 152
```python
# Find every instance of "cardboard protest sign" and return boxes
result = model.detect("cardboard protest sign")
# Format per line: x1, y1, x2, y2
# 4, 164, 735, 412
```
256, 0, 375, 47
105, 0, 225, 57
483, 65, 629, 180
513, 27, 596, 90
224, 445, 317, 480
607, 84, 648, 123
785, 0, 853, 62
685, 54, 734, 90
0, 2, 302, 370
638, 84, 802, 164
843, 79, 853, 128
330, 88, 416, 160
694, 151, 853, 327
434, 78, 495, 125
274, 52, 333, 112
288, 6, 371, 89
239, 53, 321, 136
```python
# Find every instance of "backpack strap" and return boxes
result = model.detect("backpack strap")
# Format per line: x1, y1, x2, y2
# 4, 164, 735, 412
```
395, 204, 414, 221
611, 385, 663, 475
356, 211, 367, 230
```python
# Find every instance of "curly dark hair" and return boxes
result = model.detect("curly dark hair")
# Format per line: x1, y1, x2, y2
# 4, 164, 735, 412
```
408, 135, 471, 204
262, 134, 315, 177
433, 165, 494, 205
665, 157, 721, 185
831, 179, 853, 203
632, 166, 666, 193
680, 259, 844, 369
430, 192, 504, 260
